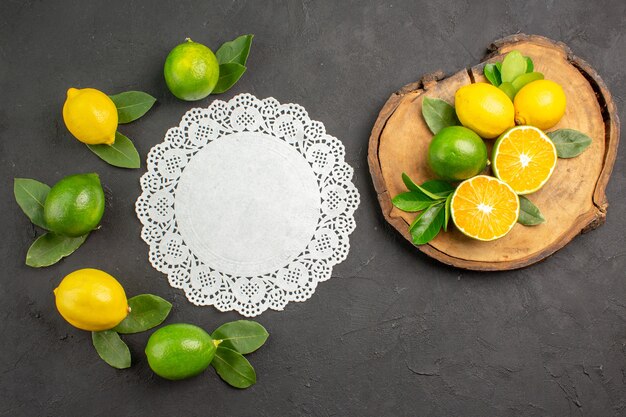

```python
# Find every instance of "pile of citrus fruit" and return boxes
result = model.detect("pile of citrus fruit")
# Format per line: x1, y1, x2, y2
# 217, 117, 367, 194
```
395, 49, 591, 244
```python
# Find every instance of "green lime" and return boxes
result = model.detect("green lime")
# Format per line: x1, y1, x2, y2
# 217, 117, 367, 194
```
145, 323, 217, 380
43, 173, 105, 237
427, 126, 488, 181
164, 38, 219, 101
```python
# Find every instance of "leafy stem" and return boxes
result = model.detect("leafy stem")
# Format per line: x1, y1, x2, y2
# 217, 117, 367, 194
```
393, 173, 456, 245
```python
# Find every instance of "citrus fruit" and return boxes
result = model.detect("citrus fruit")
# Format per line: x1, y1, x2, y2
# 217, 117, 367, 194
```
427, 126, 488, 181
63, 88, 118, 145
164, 39, 219, 101
492, 125, 557, 194
145, 323, 218, 380
451, 175, 520, 241
514, 79, 566, 130
455, 82, 515, 139
43, 173, 105, 237
54, 268, 129, 331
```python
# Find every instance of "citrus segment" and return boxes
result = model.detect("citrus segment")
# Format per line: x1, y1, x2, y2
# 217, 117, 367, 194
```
451, 175, 519, 241
492, 126, 557, 194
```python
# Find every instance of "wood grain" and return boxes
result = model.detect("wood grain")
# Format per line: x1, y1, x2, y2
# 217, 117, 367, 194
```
368, 34, 620, 271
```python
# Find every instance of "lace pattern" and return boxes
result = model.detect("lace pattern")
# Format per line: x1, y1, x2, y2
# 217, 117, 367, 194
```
136, 94, 359, 316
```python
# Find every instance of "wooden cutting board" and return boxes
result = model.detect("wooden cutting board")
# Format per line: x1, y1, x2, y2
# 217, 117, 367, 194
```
367, 34, 620, 271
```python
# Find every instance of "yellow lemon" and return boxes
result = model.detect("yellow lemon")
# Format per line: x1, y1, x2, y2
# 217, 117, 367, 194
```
62, 88, 118, 145
514, 79, 566, 130
54, 268, 129, 331
455, 82, 515, 139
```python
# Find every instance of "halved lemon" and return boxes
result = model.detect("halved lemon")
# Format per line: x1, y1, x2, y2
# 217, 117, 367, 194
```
492, 126, 557, 194
451, 175, 520, 241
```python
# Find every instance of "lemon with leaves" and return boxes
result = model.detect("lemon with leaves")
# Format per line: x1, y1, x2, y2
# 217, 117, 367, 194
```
54, 268, 129, 331
63, 88, 118, 145
455, 82, 515, 139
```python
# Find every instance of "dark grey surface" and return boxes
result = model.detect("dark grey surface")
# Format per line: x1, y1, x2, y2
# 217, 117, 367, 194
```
1, 1, 625, 416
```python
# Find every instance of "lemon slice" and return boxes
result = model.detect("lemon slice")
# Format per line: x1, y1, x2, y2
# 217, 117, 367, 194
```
451, 175, 520, 241
492, 125, 557, 194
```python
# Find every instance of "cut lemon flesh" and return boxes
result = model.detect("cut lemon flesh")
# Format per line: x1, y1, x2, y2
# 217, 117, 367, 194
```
492, 126, 557, 194
451, 175, 520, 241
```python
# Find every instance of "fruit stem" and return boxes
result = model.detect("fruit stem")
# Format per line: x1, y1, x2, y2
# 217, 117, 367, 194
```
185, 37, 193, 43
213, 339, 222, 348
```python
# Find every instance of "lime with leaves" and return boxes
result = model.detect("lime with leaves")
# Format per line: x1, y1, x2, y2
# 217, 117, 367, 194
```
164, 38, 219, 101
427, 126, 488, 181
43, 173, 105, 237
145, 323, 218, 380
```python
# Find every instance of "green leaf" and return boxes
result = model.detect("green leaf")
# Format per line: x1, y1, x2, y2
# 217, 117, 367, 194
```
14, 178, 50, 229
511, 72, 544, 93
113, 294, 172, 334
399, 174, 453, 208
414, 183, 448, 201
92, 330, 131, 369
444, 193, 453, 232
483, 63, 501, 86
211, 63, 247, 94
392, 192, 433, 212
410, 203, 445, 245
421, 97, 460, 135
211, 346, 256, 389
216, 34, 254, 66
420, 180, 455, 196
109, 91, 156, 124
518, 195, 545, 226
211, 320, 269, 354
547, 129, 593, 158
495, 62, 502, 73
87, 132, 140, 169
402, 172, 420, 192
525, 56, 534, 73
499, 82, 516, 101
26, 232, 88, 267
402, 174, 454, 196
501, 50, 527, 83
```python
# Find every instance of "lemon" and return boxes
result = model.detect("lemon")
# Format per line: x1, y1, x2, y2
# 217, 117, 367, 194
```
514, 79, 566, 130
54, 268, 129, 331
63, 88, 118, 145
455, 82, 515, 139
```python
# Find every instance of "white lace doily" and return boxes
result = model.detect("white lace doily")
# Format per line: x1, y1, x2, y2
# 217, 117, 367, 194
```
135, 94, 360, 316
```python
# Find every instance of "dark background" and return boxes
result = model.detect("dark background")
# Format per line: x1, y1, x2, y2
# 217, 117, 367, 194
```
1, 1, 625, 416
